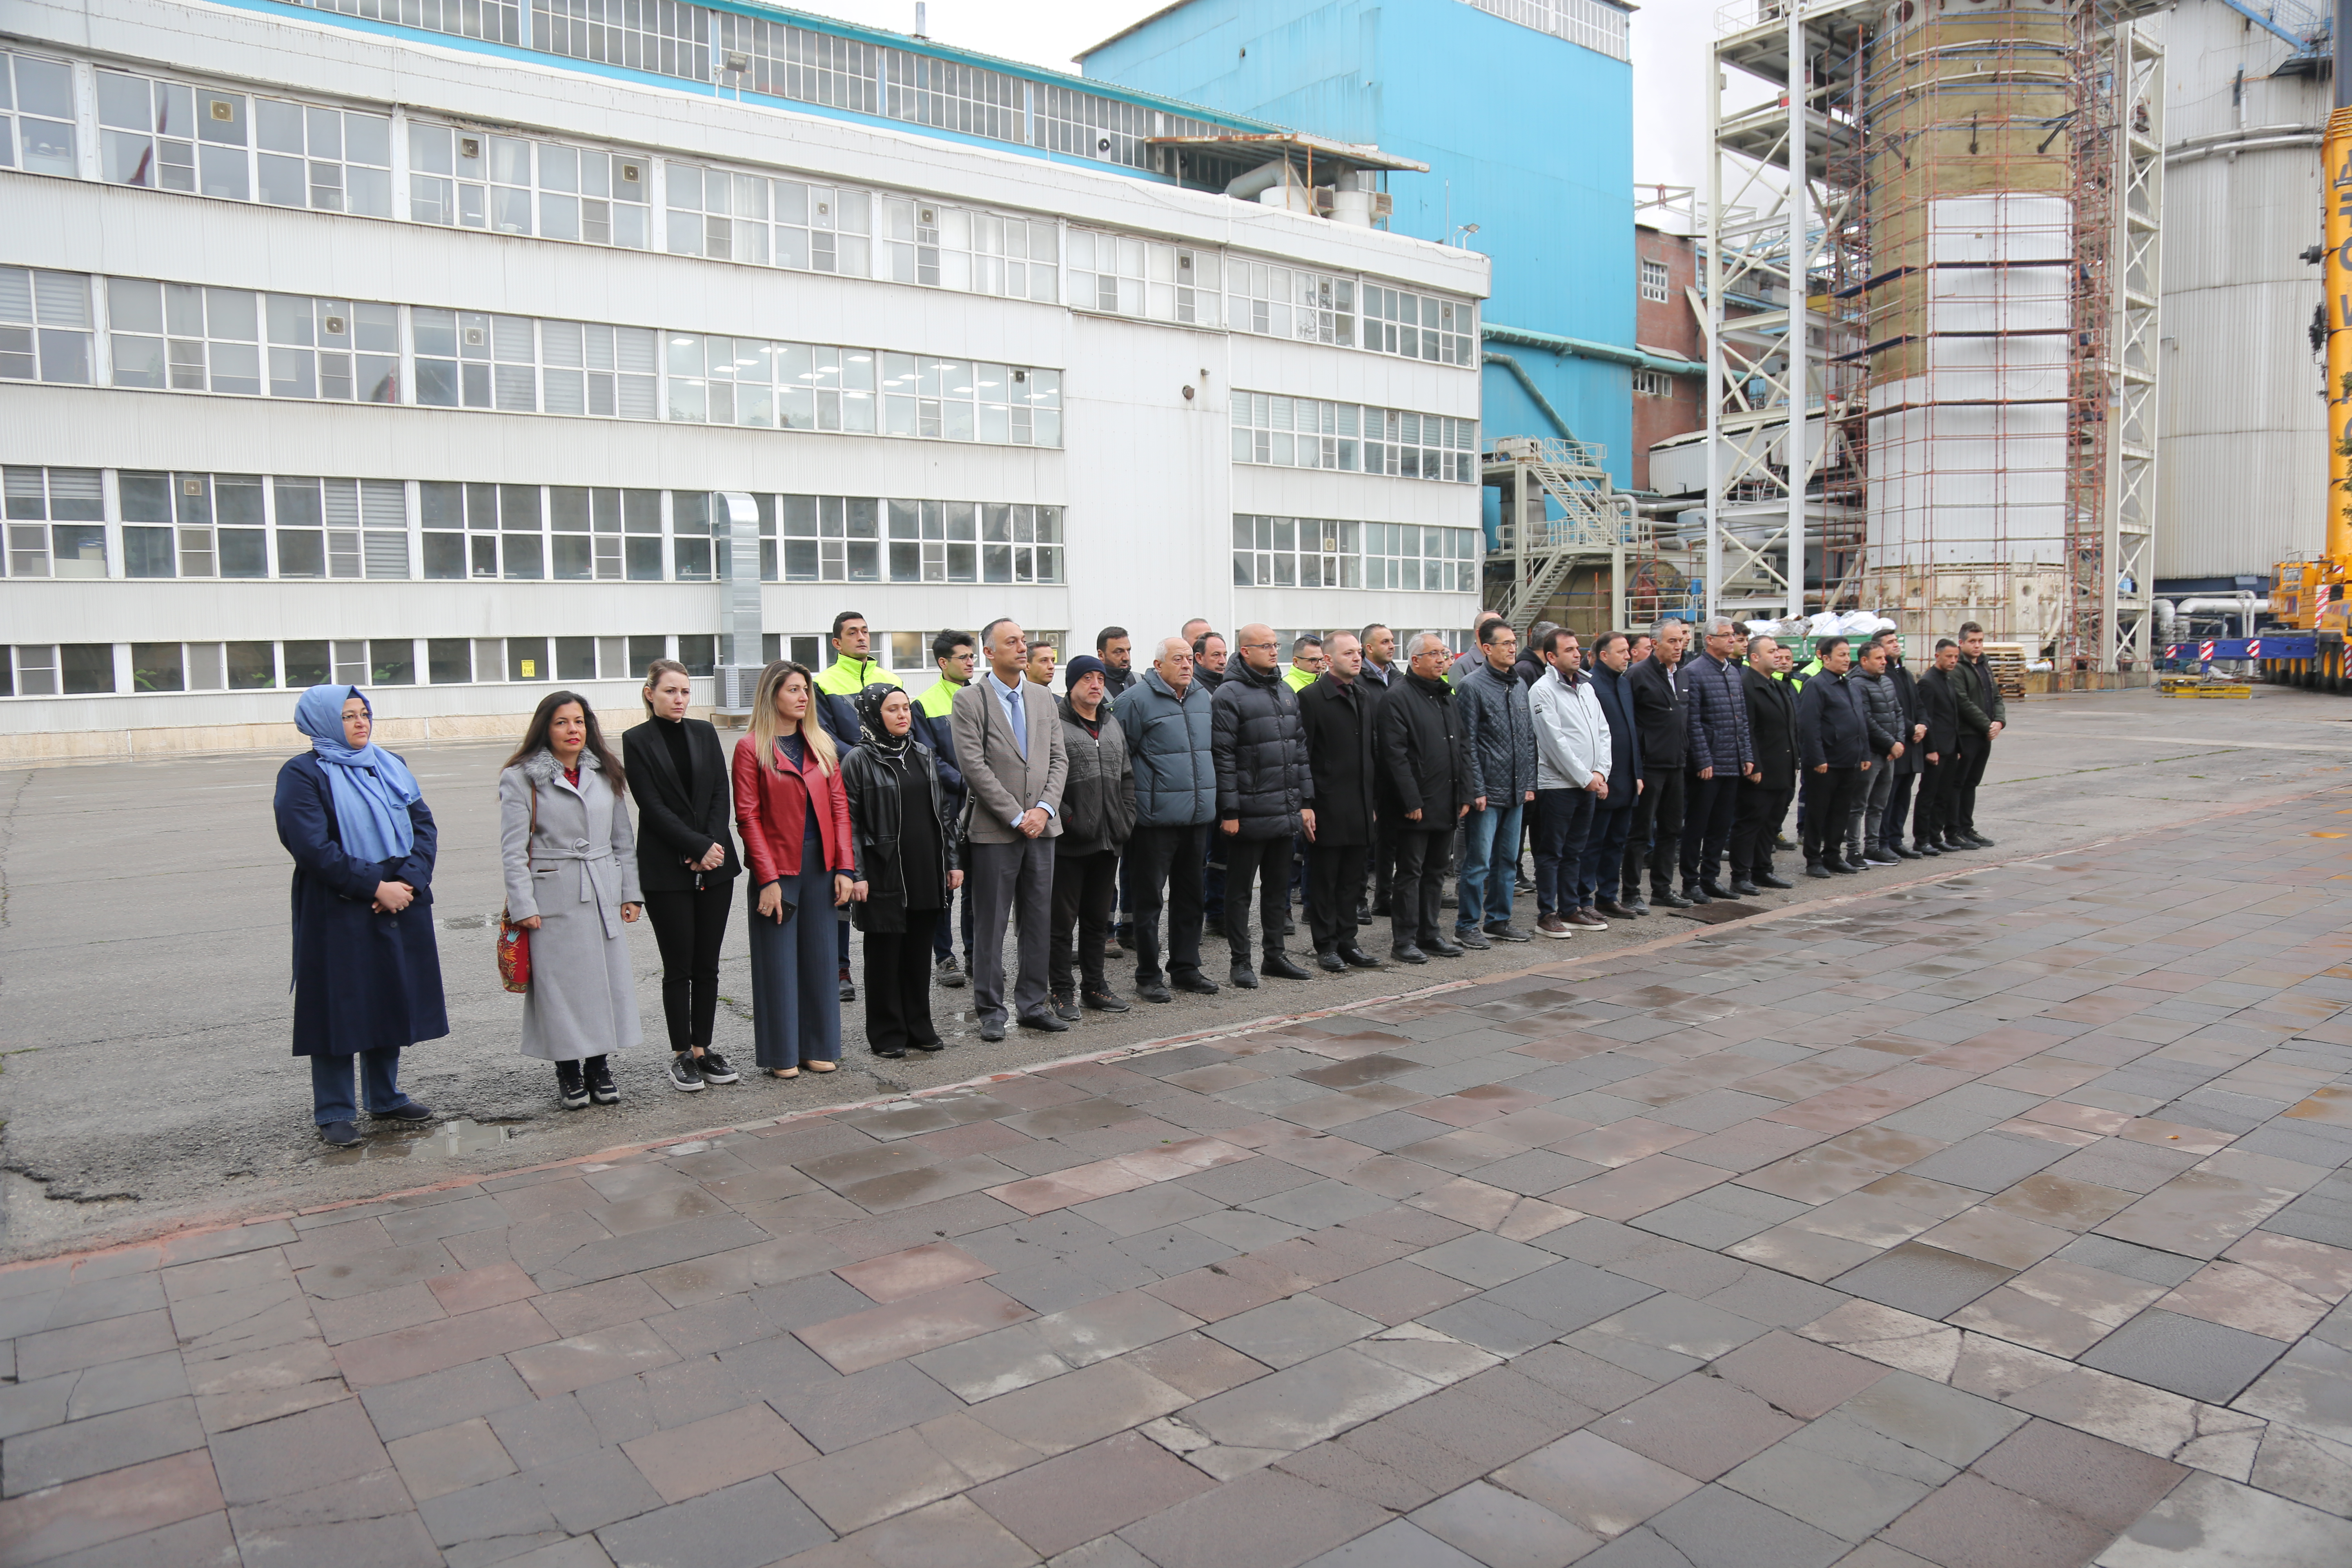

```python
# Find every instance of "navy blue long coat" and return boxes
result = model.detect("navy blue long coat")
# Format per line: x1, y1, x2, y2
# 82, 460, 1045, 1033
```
274, 751, 450, 1057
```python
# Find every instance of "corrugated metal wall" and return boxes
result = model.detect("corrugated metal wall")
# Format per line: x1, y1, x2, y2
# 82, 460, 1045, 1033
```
2155, 0, 2329, 581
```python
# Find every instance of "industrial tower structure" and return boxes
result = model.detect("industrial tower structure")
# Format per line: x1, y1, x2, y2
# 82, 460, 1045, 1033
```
1702, 0, 2165, 672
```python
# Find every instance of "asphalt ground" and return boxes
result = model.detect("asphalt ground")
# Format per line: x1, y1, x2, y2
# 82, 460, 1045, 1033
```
2, 682, 2348, 1259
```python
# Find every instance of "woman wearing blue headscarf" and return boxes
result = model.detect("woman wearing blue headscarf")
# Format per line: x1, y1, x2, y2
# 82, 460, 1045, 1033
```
274, 686, 448, 1147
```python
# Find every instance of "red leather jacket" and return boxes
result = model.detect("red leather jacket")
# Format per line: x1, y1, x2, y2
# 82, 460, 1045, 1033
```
731, 734, 855, 886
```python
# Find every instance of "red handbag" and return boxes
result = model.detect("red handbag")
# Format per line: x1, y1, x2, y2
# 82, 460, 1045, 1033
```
498, 784, 537, 993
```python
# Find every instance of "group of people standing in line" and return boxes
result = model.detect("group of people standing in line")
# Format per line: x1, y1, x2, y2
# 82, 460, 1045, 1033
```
270, 606, 2006, 1145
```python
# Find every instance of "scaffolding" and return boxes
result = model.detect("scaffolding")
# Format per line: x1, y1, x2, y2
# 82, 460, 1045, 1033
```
1703, 0, 2163, 669
1482, 437, 1649, 635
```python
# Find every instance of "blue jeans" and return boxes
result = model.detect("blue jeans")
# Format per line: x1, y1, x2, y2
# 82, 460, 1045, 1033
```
311, 1047, 408, 1126
1457, 800, 1524, 930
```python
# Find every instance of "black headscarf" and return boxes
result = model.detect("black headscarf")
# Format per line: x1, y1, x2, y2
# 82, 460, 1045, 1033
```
853, 683, 912, 759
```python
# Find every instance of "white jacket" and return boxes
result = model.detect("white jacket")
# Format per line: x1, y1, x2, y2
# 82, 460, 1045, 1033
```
1530, 666, 1610, 793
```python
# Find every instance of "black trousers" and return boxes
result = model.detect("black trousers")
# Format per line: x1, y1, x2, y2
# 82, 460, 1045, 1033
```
643, 885, 733, 1052
1680, 773, 1742, 885
1392, 828, 1452, 947
1881, 772, 1918, 851
1800, 768, 1868, 864
1370, 818, 1396, 911
1732, 781, 1793, 879
1223, 832, 1293, 960
1955, 735, 1990, 833
1051, 847, 1120, 996
1308, 842, 1369, 952
1127, 823, 1208, 985
865, 909, 942, 1055
1626, 764, 1686, 895
1915, 758, 1948, 844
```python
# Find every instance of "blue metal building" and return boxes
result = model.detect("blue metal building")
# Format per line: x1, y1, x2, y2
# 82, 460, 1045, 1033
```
1080, 0, 1640, 493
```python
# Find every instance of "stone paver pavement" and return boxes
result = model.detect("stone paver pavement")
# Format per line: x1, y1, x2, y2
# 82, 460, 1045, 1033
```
7, 795, 2352, 1566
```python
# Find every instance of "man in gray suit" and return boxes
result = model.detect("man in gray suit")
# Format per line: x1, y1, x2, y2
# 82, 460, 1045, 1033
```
951, 617, 1070, 1041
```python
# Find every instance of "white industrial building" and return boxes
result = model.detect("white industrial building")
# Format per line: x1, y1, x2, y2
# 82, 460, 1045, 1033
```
0, 0, 1486, 762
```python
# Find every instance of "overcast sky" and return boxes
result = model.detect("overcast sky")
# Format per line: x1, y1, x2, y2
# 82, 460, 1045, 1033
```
791, 0, 1722, 191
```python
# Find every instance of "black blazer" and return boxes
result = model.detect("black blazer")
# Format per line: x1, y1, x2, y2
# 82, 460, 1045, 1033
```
1298, 673, 1379, 846
1742, 666, 1797, 790
1626, 655, 1688, 770
1916, 667, 1962, 757
621, 717, 741, 893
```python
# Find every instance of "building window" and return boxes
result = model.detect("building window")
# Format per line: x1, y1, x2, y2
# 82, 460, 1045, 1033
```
252, 96, 394, 216
1232, 515, 1359, 589
884, 499, 978, 583
664, 336, 883, 434
272, 476, 408, 579
880, 199, 1060, 303
770, 182, 873, 276
372, 639, 416, 685
2, 51, 78, 177
878, 357, 1061, 446
677, 634, 717, 677
533, 0, 710, 83
1633, 368, 1674, 397
672, 491, 713, 581
111, 279, 404, 401
316, 0, 520, 46
413, 309, 539, 412
409, 124, 648, 247
1231, 395, 1477, 482
508, 636, 550, 682
2, 466, 106, 579
0, 268, 94, 385
775, 497, 1057, 584
501, 484, 545, 580
1639, 258, 1671, 304
666, 163, 772, 261
1068, 232, 1220, 326
428, 638, 472, 684
226, 641, 274, 688
540, 321, 659, 419
132, 642, 185, 693
1361, 286, 1475, 366
1361, 521, 1479, 594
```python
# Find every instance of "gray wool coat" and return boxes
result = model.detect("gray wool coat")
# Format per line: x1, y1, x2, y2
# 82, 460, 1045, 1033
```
499, 748, 645, 1060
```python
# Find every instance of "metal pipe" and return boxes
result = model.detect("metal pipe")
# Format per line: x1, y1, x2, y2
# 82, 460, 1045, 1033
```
1223, 162, 1291, 199
1481, 323, 1703, 378
2165, 130, 2323, 166
1481, 350, 1577, 441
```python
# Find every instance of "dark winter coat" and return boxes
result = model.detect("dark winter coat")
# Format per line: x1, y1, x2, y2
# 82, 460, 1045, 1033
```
1120, 670, 1217, 828
1626, 655, 1689, 770
1955, 652, 2007, 732
1297, 673, 1379, 846
1590, 663, 1644, 810
1682, 652, 1755, 776
1856, 668, 1905, 762
621, 717, 741, 894
1917, 666, 1963, 757
1795, 669, 1873, 771
1375, 673, 1472, 827
1102, 664, 1137, 699
842, 742, 959, 935
1212, 661, 1313, 839
1883, 662, 1924, 776
1743, 664, 1798, 791
1455, 658, 1538, 805
1055, 697, 1137, 856
274, 751, 449, 1058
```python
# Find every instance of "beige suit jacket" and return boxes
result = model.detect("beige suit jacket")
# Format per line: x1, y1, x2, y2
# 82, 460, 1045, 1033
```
950, 676, 1068, 844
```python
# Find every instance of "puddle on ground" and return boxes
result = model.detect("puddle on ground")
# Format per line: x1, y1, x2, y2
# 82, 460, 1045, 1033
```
317, 1116, 523, 1164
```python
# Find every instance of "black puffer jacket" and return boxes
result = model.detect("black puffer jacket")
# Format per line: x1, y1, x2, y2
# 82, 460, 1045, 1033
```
1212, 660, 1313, 840
1375, 673, 1472, 826
1055, 696, 1136, 856
1796, 670, 1872, 770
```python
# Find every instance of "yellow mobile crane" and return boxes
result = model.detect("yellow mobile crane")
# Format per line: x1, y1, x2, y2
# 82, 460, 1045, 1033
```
2268, 41, 2352, 690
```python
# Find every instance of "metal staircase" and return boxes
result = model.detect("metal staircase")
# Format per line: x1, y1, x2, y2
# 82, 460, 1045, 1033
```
1484, 437, 1648, 634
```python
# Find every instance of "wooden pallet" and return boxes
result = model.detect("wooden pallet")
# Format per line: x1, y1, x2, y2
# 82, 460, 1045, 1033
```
1981, 643, 2029, 700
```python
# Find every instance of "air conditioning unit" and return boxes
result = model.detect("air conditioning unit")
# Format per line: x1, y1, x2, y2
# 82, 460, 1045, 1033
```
714, 664, 760, 715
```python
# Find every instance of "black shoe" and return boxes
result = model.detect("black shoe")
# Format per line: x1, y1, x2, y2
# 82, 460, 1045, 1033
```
1824, 856, 1860, 875
873, 1044, 908, 1059
1018, 1011, 1071, 1033
668, 1054, 708, 1093
1595, 898, 1638, 921
1370, 899, 1392, 917
1864, 849, 1902, 867
1966, 831, 1996, 847
1700, 879, 1732, 901
1682, 883, 1712, 905
1891, 844, 1921, 859
935, 955, 967, 989
1173, 971, 1220, 996
1483, 923, 1533, 944
1082, 988, 1130, 1013
1915, 841, 1943, 857
556, 1060, 589, 1109
979, 1018, 1007, 1042
1051, 992, 1082, 1022
1338, 945, 1383, 969
1281, 916, 1296, 936
838, 967, 856, 1002
1453, 927, 1492, 951
1940, 835, 1973, 852
1805, 862, 1832, 880
1138, 980, 1174, 1004
319, 1121, 361, 1147
368, 1101, 433, 1122
1621, 895, 1651, 916
1391, 943, 1428, 964
1355, 905, 1371, 926
1228, 964, 1260, 989
696, 1050, 739, 1084
1756, 871, 1793, 890
1316, 947, 1348, 973
1653, 887, 1693, 909
1731, 879, 1759, 898
1261, 952, 1311, 980
585, 1056, 618, 1105
1425, 935, 1465, 958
